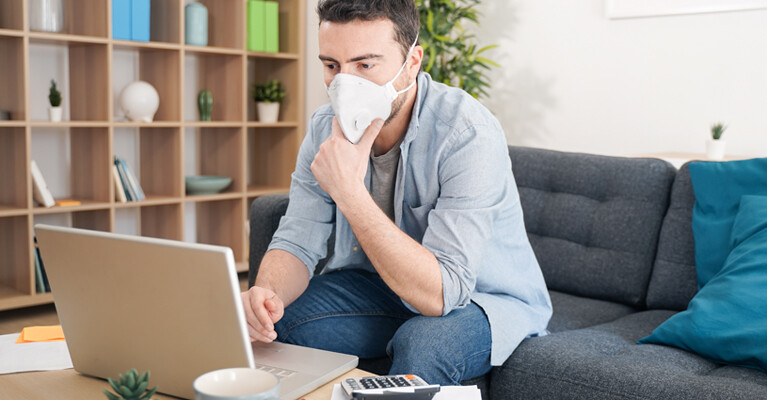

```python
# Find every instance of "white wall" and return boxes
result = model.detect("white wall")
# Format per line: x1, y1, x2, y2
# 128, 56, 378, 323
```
304, 1, 767, 157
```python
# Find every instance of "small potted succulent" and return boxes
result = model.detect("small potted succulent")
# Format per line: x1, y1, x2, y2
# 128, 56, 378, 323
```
103, 368, 158, 400
706, 122, 727, 160
251, 79, 285, 123
48, 79, 62, 122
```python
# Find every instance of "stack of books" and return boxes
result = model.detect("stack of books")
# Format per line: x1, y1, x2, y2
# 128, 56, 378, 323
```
112, 0, 151, 42
247, 1, 279, 53
113, 156, 145, 202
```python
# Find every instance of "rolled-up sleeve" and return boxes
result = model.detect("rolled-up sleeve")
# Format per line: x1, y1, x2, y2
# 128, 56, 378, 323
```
267, 114, 335, 277
420, 125, 512, 316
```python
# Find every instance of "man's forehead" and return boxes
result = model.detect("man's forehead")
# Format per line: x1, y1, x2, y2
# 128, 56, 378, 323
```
319, 19, 399, 50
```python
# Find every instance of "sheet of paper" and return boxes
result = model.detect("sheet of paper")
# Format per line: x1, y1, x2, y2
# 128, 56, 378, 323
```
330, 383, 481, 400
15, 325, 65, 343
0, 333, 73, 375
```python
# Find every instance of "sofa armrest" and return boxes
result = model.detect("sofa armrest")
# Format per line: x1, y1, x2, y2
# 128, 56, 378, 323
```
248, 194, 290, 288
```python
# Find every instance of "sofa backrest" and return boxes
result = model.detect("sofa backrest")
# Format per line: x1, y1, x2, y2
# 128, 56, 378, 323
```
509, 146, 676, 307
645, 164, 699, 310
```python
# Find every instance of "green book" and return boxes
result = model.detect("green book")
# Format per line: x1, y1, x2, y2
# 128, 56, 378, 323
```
264, 1, 279, 53
247, 1, 266, 52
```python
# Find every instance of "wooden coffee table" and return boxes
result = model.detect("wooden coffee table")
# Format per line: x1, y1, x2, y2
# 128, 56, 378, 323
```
0, 367, 372, 399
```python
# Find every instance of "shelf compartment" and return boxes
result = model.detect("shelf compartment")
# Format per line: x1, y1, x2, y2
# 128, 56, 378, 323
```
28, 0, 108, 37
247, 127, 298, 189
184, 52, 244, 122
0, 127, 27, 210
30, 127, 111, 206
197, 0, 244, 50
0, 0, 23, 30
33, 208, 111, 233
248, 58, 299, 122
0, 216, 32, 296
140, 127, 183, 198
275, 0, 303, 55
113, 47, 182, 122
141, 203, 183, 240
194, 198, 246, 261
29, 42, 109, 121
185, 127, 245, 195
0, 36, 25, 121
150, 0, 182, 44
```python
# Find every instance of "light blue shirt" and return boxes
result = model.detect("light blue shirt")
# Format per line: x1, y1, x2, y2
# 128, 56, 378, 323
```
269, 72, 552, 365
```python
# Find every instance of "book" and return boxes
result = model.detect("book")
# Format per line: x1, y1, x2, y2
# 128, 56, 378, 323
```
120, 158, 145, 201
264, 1, 279, 53
30, 160, 55, 208
34, 243, 45, 293
114, 156, 135, 201
113, 165, 128, 203
131, 0, 151, 42
112, 0, 131, 40
55, 200, 81, 207
247, 1, 266, 52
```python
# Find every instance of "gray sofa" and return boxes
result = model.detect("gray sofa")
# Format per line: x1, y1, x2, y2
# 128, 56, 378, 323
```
248, 146, 767, 399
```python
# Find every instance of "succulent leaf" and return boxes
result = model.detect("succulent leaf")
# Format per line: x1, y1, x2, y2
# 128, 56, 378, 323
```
103, 389, 121, 400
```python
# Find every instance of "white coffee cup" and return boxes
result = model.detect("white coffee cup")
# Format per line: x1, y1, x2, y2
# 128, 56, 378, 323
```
193, 368, 280, 400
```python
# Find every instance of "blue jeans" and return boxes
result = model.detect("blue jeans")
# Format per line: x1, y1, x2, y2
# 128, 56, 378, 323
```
273, 269, 492, 385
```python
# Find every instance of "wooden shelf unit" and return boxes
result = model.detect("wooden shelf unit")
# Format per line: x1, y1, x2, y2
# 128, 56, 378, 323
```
0, 0, 305, 311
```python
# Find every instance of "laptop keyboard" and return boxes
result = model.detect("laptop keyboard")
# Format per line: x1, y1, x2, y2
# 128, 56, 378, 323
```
255, 363, 297, 378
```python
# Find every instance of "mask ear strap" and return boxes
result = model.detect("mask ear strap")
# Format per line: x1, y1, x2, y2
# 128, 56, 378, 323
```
390, 34, 420, 94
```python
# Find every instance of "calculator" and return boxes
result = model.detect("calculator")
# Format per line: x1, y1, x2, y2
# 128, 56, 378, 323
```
340, 374, 440, 400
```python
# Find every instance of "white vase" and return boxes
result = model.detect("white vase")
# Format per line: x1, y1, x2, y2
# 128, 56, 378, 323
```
119, 81, 160, 123
706, 139, 726, 160
48, 107, 62, 122
257, 102, 280, 123
29, 0, 64, 33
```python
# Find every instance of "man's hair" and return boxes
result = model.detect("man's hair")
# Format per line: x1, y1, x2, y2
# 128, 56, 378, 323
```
316, 0, 420, 59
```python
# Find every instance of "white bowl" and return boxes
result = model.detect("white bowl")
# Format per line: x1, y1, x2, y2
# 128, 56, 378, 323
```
193, 368, 279, 400
194, 368, 279, 400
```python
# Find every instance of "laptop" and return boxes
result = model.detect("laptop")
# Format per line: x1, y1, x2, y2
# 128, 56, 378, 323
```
35, 224, 358, 400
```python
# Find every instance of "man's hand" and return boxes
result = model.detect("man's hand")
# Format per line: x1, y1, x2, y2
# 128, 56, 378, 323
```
241, 286, 285, 343
311, 117, 383, 202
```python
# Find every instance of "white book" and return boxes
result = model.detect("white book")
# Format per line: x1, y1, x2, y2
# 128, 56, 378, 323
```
112, 165, 128, 203
30, 160, 55, 208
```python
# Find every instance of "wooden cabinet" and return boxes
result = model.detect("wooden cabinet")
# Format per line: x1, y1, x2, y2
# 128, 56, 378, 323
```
0, 0, 305, 311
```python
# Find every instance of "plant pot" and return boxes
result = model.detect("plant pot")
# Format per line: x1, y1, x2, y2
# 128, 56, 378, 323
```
49, 107, 62, 122
257, 102, 280, 123
29, 0, 64, 33
706, 139, 726, 160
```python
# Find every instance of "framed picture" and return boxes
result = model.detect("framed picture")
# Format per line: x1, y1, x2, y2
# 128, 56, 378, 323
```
606, 0, 767, 19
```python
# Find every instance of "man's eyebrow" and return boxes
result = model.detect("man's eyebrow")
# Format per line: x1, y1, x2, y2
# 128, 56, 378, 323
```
318, 54, 384, 63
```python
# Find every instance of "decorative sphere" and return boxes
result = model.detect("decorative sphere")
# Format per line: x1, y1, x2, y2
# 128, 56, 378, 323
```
119, 81, 160, 123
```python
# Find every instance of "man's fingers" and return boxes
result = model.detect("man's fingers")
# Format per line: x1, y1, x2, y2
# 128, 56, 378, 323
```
359, 118, 384, 149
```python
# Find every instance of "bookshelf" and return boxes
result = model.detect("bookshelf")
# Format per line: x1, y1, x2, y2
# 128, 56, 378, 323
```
0, 0, 305, 311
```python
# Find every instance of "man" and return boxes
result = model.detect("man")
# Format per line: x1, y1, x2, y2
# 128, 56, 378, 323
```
241, 0, 552, 385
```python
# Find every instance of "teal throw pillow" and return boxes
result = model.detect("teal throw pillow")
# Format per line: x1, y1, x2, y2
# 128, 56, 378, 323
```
638, 195, 767, 372
689, 158, 767, 287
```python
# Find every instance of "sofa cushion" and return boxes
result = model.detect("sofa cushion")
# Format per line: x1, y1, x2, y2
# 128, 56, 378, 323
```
645, 163, 699, 311
689, 158, 767, 287
494, 311, 767, 400
639, 195, 767, 372
547, 291, 636, 333
509, 147, 676, 307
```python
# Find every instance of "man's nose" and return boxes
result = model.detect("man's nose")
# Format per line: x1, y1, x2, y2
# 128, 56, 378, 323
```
339, 64, 355, 75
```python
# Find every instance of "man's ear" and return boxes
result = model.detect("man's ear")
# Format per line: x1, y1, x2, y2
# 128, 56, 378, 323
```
409, 45, 424, 77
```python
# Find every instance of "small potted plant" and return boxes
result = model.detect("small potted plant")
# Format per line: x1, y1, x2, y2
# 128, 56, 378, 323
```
706, 122, 727, 160
251, 79, 285, 123
103, 368, 158, 400
48, 79, 62, 122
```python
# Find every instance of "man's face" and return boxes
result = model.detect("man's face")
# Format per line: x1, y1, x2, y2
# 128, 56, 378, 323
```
318, 18, 411, 91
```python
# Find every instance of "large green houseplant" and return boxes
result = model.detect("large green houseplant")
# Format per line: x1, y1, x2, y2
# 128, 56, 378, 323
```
416, 0, 499, 99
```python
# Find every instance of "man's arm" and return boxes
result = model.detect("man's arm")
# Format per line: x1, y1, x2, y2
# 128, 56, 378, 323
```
241, 249, 310, 342
311, 118, 444, 316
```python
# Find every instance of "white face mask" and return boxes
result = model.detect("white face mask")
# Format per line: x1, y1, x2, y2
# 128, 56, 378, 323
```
326, 36, 418, 144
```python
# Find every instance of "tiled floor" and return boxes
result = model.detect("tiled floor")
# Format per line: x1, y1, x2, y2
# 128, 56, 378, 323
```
0, 275, 251, 335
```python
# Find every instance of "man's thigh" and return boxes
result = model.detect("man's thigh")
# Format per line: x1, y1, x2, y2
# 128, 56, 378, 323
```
275, 269, 415, 358
388, 302, 492, 385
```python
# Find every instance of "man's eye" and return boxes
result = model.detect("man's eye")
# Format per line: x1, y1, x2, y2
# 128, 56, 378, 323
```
325, 64, 337, 70
360, 64, 371, 69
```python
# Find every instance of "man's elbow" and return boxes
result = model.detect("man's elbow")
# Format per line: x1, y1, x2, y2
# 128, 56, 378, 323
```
418, 296, 445, 317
